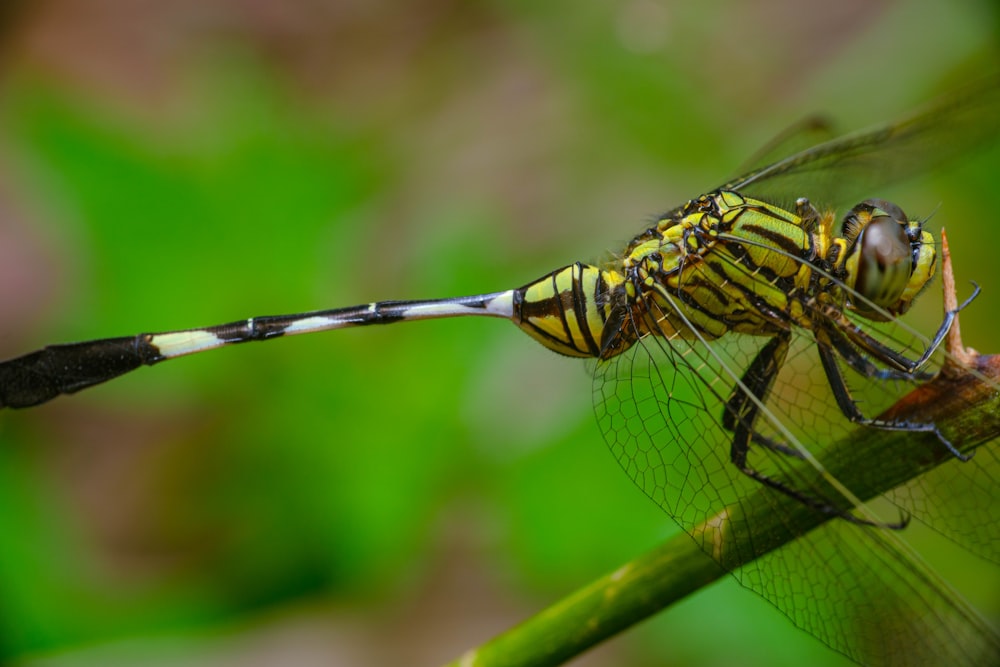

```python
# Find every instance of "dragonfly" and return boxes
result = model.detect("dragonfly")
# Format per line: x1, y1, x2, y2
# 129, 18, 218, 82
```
2, 79, 999, 666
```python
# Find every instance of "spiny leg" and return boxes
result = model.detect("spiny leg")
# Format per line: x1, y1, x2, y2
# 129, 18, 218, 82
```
815, 325, 970, 462
826, 282, 980, 380
794, 197, 824, 234
723, 333, 802, 460
722, 331, 893, 526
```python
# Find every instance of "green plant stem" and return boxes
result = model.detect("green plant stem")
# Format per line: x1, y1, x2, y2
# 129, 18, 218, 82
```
445, 350, 1000, 667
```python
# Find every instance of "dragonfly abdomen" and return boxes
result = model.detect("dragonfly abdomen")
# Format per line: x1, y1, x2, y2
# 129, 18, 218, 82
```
0, 295, 517, 408
512, 263, 626, 358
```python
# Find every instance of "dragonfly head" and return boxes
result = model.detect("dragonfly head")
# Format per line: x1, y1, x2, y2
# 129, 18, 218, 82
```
841, 199, 936, 321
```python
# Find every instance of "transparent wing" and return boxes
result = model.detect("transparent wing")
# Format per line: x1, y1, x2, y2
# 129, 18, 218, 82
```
722, 76, 1000, 209
593, 250, 999, 665
886, 431, 1000, 564
729, 114, 837, 180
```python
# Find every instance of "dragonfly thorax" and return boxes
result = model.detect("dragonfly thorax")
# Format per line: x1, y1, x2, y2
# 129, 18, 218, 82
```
618, 191, 819, 342
509, 192, 939, 371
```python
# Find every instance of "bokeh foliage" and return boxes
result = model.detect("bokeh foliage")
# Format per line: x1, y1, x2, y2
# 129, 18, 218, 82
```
0, 1, 997, 665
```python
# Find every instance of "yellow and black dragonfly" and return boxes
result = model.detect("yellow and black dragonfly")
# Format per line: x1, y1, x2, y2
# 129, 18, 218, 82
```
2, 79, 998, 666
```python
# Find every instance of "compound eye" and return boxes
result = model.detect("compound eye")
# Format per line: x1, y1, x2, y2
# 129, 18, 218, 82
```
864, 198, 906, 224
841, 198, 907, 242
852, 215, 912, 309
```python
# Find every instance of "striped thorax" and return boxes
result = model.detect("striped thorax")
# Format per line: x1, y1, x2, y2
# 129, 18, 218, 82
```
509, 190, 938, 364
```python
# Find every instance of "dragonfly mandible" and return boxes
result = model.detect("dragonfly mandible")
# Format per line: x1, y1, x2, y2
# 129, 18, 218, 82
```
1, 79, 999, 666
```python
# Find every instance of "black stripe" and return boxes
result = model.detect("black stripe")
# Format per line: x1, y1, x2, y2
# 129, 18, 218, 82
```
594, 273, 611, 323
684, 273, 732, 308
351, 303, 407, 326
550, 270, 577, 350
674, 258, 768, 330
672, 279, 732, 329
707, 250, 802, 305
216, 320, 282, 342
702, 258, 794, 325
706, 246, 784, 290
571, 264, 600, 356
524, 319, 576, 351
738, 223, 807, 258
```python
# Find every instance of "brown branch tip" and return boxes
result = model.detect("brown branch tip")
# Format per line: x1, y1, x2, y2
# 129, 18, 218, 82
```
939, 228, 978, 373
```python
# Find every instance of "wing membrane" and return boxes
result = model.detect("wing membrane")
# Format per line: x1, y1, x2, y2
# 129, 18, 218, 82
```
724, 77, 1000, 208
593, 233, 1000, 665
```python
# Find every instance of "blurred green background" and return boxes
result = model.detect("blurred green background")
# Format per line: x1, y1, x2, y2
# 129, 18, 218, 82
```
0, 1, 997, 665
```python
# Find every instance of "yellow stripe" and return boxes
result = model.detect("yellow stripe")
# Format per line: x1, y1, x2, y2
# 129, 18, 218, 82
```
556, 267, 586, 352
514, 264, 624, 358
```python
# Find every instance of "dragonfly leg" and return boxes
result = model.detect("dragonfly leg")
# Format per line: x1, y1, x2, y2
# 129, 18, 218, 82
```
794, 197, 823, 234
738, 465, 909, 528
723, 333, 801, 459
830, 281, 980, 379
816, 326, 971, 462
723, 332, 903, 527
820, 319, 928, 382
